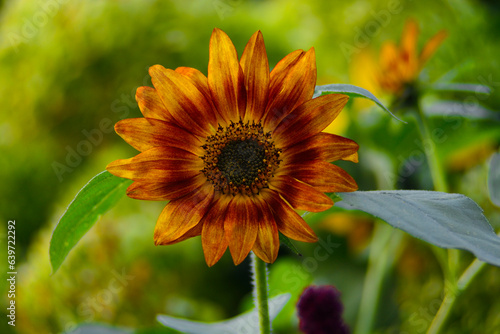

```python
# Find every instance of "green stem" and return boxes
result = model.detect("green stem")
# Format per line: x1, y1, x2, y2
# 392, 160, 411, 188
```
413, 105, 448, 193
251, 252, 271, 334
355, 223, 404, 334
426, 257, 488, 334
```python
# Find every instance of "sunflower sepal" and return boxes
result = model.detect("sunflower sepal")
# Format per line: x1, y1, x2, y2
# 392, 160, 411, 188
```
279, 232, 301, 256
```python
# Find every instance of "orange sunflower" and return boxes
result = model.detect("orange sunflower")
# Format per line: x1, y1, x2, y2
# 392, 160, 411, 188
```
377, 19, 447, 94
351, 19, 447, 99
107, 29, 359, 266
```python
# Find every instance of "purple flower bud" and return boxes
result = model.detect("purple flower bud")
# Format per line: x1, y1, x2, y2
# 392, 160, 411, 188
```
297, 285, 350, 334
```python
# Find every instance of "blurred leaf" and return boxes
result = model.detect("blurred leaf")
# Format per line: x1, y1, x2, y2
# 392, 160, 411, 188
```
314, 84, 405, 123
279, 232, 301, 255
429, 83, 491, 95
50, 171, 132, 273
157, 293, 291, 334
489, 153, 500, 207
336, 191, 500, 267
67, 324, 134, 334
424, 100, 500, 121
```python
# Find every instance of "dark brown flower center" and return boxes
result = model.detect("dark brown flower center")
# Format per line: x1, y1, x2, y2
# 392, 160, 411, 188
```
201, 120, 281, 196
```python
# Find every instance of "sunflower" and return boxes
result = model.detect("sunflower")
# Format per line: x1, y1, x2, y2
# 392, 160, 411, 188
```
351, 19, 447, 99
107, 29, 358, 266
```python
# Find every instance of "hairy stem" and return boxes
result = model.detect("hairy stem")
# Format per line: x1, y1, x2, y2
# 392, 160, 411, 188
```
251, 252, 271, 334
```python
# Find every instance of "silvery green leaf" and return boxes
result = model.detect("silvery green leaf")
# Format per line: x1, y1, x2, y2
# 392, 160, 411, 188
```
336, 190, 500, 266
67, 324, 133, 334
488, 153, 500, 207
157, 293, 290, 334
423, 100, 500, 121
314, 83, 404, 122
429, 83, 491, 95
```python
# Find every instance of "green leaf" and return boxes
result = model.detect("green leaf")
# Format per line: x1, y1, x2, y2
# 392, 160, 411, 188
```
279, 232, 301, 256
424, 100, 500, 121
50, 171, 132, 273
489, 153, 500, 207
157, 293, 291, 334
336, 190, 500, 267
314, 83, 405, 123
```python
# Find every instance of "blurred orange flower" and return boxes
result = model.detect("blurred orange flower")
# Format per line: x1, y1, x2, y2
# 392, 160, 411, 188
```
107, 29, 359, 266
351, 19, 447, 98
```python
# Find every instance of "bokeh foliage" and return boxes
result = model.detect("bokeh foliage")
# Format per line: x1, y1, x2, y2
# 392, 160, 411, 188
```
1, 0, 499, 333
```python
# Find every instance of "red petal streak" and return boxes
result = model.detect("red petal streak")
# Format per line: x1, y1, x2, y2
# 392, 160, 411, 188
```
201, 196, 231, 266
282, 160, 358, 193
154, 184, 214, 245
149, 65, 217, 136
273, 94, 349, 148
208, 28, 246, 122
240, 31, 269, 122
283, 132, 359, 164
135, 86, 173, 122
225, 196, 259, 265
262, 189, 318, 243
264, 48, 316, 131
126, 174, 207, 201
106, 147, 202, 183
115, 118, 203, 155
269, 175, 333, 212
175, 67, 224, 123
251, 197, 279, 263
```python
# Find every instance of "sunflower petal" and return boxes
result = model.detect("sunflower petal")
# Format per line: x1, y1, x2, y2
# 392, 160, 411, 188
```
419, 30, 447, 66
136, 86, 172, 122
269, 175, 333, 212
273, 94, 349, 148
401, 19, 419, 60
283, 132, 359, 164
251, 197, 280, 263
208, 28, 246, 122
149, 65, 217, 136
201, 196, 231, 266
115, 118, 203, 155
154, 185, 214, 245
225, 196, 259, 265
174, 67, 221, 119
342, 152, 359, 163
262, 189, 318, 243
126, 174, 206, 201
240, 30, 270, 122
156, 219, 204, 246
283, 160, 358, 193
264, 48, 316, 130
106, 147, 202, 183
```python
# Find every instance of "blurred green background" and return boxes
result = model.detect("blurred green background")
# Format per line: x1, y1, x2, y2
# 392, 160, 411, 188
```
1, 0, 499, 333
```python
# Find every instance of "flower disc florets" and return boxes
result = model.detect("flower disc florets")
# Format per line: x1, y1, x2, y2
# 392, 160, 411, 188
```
201, 120, 281, 196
